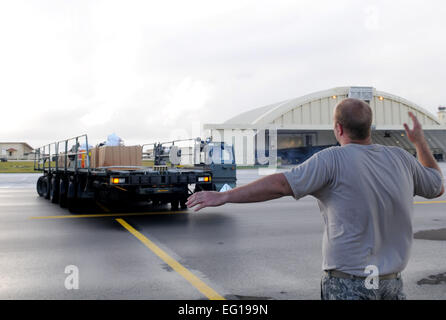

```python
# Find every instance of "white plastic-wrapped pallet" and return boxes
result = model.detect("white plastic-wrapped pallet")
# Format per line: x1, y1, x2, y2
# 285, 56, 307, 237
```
105, 133, 123, 146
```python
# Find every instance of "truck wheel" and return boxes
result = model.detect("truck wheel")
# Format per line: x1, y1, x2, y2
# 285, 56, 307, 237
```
36, 176, 45, 197
43, 176, 51, 199
152, 199, 160, 207
66, 181, 78, 209
180, 199, 188, 209
170, 199, 179, 210
59, 178, 68, 208
50, 176, 60, 203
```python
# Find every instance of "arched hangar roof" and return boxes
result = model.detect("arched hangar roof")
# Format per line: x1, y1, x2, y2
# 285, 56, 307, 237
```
224, 87, 440, 127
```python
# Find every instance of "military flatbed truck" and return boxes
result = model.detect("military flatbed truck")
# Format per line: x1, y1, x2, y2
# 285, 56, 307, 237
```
34, 134, 236, 210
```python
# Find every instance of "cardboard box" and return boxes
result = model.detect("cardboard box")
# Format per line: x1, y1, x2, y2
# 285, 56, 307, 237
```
90, 147, 99, 168
96, 146, 142, 168
57, 153, 68, 168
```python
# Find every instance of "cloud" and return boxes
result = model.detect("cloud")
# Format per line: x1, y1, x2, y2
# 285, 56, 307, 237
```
0, 0, 445, 148
155, 78, 213, 126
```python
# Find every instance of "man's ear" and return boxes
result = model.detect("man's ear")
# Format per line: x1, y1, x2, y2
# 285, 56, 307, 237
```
335, 122, 344, 136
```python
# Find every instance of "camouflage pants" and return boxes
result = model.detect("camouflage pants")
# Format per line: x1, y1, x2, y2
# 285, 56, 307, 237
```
321, 273, 407, 300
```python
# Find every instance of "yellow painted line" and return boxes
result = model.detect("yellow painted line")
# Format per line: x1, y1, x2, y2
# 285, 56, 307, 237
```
96, 201, 111, 212
116, 218, 225, 300
414, 200, 446, 204
29, 210, 188, 220
113, 186, 128, 192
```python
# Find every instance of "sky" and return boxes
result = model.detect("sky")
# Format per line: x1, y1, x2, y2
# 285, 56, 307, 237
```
1, 0, 446, 148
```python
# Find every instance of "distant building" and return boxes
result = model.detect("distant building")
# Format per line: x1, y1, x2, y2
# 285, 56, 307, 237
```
204, 86, 446, 165
438, 106, 446, 125
0, 142, 34, 160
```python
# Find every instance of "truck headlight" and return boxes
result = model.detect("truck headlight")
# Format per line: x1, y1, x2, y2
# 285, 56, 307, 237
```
111, 177, 126, 184
197, 176, 211, 182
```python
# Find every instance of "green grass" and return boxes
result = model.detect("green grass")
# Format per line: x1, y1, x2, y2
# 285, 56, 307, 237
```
0, 161, 37, 173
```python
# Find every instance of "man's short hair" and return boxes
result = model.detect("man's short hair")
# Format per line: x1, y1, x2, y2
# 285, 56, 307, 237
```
334, 98, 373, 140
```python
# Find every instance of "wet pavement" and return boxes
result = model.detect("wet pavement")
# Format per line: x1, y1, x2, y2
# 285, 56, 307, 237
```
0, 165, 445, 299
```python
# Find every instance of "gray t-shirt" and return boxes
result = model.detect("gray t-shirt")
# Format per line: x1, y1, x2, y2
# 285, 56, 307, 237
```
283, 143, 443, 276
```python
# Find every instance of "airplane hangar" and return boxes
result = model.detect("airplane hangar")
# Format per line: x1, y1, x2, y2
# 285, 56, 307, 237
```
204, 86, 446, 165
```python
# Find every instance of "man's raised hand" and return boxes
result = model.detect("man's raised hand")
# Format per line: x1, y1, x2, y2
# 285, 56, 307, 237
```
403, 112, 425, 145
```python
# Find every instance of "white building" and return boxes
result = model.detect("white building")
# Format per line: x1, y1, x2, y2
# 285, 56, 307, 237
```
204, 86, 446, 165
0, 142, 34, 160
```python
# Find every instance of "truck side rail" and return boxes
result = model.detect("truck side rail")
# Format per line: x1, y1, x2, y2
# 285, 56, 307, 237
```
34, 134, 91, 174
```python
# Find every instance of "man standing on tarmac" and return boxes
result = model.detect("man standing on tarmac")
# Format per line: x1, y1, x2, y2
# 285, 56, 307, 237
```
187, 98, 445, 300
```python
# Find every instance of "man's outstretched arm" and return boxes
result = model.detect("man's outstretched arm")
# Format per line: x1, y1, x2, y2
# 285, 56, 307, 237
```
186, 173, 293, 212
404, 111, 445, 196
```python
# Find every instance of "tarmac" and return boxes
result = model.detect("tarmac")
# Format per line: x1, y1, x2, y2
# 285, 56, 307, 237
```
0, 165, 445, 299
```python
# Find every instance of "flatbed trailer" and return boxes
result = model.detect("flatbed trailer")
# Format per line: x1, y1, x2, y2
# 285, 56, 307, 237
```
34, 134, 236, 210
